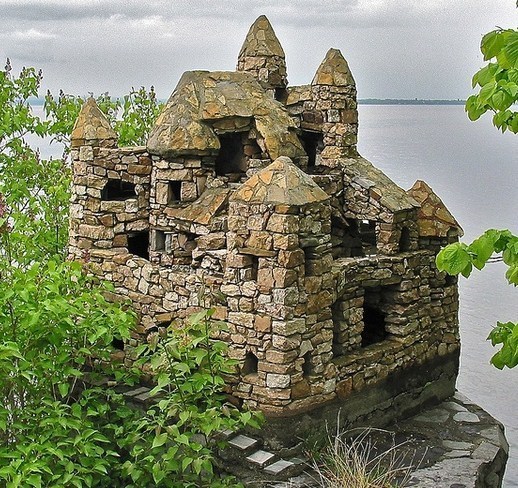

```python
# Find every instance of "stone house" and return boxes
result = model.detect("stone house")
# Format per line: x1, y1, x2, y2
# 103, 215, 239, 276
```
68, 16, 462, 427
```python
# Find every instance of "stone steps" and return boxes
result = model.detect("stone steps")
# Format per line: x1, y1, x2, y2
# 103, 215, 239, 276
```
218, 431, 313, 486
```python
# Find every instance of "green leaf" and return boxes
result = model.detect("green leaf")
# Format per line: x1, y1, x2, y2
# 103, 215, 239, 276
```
152, 432, 168, 449
436, 243, 471, 276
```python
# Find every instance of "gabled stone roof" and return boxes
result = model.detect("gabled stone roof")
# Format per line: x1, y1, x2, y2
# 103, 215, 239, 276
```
71, 97, 117, 147
312, 48, 355, 87
232, 156, 329, 205
342, 157, 420, 213
147, 71, 304, 160
408, 180, 463, 237
238, 15, 285, 59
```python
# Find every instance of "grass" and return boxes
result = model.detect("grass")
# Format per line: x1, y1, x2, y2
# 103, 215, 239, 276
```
309, 425, 421, 488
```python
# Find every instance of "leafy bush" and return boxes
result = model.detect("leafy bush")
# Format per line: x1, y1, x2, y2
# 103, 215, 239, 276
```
0, 61, 259, 487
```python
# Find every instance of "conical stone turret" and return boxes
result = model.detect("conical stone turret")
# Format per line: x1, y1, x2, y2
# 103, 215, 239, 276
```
71, 97, 117, 148
237, 15, 287, 93
312, 48, 355, 87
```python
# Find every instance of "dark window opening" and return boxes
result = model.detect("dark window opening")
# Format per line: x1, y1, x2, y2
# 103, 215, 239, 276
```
304, 248, 312, 276
112, 337, 125, 351
101, 179, 136, 201
359, 220, 377, 246
300, 130, 323, 170
242, 352, 258, 376
274, 87, 288, 104
168, 181, 182, 203
333, 217, 363, 258
361, 287, 388, 347
250, 256, 259, 281
399, 227, 411, 252
215, 132, 248, 176
302, 352, 312, 377
154, 230, 166, 252
127, 231, 149, 260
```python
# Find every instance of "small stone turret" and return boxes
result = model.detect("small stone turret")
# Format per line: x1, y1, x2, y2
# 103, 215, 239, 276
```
311, 48, 358, 161
71, 97, 117, 148
312, 48, 355, 87
237, 15, 288, 96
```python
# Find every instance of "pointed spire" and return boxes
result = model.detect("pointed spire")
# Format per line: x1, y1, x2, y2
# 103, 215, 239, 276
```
312, 48, 355, 87
71, 97, 117, 147
237, 15, 287, 90
238, 15, 285, 58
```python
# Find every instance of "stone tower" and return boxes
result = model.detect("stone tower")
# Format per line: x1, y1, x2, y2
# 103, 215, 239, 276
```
237, 15, 288, 99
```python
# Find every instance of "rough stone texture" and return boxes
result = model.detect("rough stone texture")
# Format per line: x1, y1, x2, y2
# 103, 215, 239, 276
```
233, 157, 329, 205
237, 15, 287, 92
147, 71, 304, 161
69, 15, 462, 424
71, 97, 117, 148
408, 179, 463, 238
312, 48, 355, 87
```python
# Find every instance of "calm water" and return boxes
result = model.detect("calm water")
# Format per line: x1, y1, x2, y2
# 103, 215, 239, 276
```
31, 104, 518, 483
358, 104, 518, 486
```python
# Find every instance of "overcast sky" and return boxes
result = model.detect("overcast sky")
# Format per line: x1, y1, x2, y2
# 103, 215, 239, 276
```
0, 0, 516, 99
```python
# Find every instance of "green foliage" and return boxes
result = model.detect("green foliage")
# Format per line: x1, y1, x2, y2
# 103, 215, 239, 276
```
0, 62, 257, 486
112, 309, 262, 487
437, 229, 518, 368
466, 28, 518, 133
44, 86, 163, 147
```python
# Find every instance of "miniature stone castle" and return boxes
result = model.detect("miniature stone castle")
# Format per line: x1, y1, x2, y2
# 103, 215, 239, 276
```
69, 16, 462, 425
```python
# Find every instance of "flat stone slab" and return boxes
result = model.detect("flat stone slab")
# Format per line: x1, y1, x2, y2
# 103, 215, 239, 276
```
228, 434, 258, 451
453, 411, 480, 423
246, 449, 275, 467
264, 459, 294, 475
123, 386, 150, 397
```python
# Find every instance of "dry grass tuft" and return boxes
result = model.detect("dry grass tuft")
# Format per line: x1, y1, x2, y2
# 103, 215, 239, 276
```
310, 426, 420, 488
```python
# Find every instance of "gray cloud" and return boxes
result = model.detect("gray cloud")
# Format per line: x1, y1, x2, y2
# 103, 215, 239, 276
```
0, 0, 515, 99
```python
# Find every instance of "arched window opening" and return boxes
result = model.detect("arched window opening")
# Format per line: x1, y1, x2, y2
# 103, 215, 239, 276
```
242, 352, 259, 376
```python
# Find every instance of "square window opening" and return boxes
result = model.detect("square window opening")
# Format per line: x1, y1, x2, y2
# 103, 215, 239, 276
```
127, 231, 149, 260
101, 179, 136, 201
168, 181, 182, 203
215, 132, 248, 176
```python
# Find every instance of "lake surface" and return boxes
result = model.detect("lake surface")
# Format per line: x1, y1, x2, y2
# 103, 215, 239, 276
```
358, 104, 518, 486
32, 104, 518, 483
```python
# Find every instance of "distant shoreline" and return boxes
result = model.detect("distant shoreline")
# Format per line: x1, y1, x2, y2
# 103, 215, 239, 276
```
359, 98, 465, 105
30, 97, 466, 106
